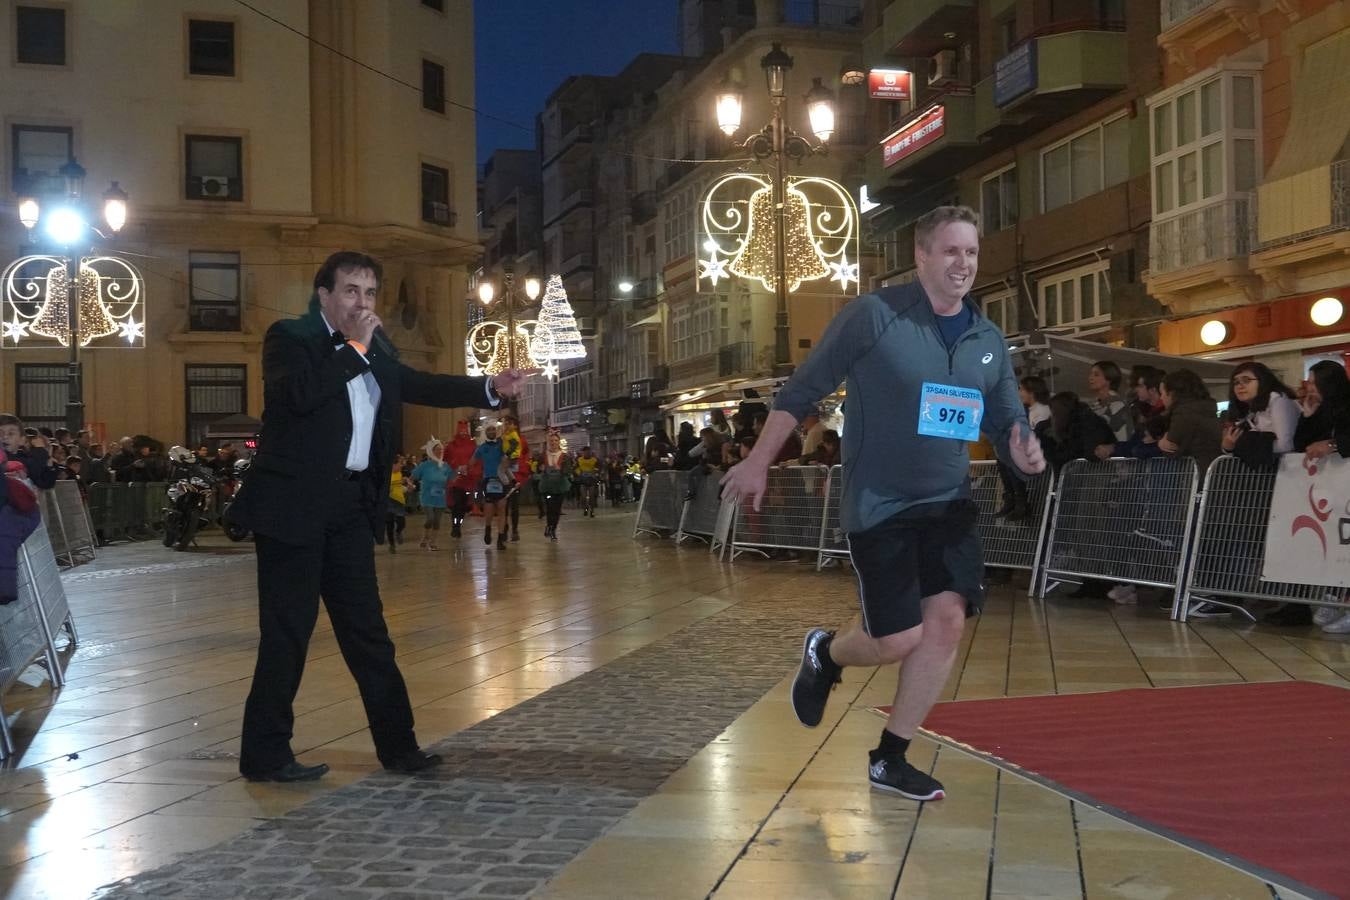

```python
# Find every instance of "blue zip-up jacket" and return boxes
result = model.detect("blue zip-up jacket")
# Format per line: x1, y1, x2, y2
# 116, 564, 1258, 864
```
774, 281, 1029, 533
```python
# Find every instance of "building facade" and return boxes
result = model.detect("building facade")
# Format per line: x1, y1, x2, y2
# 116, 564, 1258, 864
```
1150, 0, 1350, 381
1, 0, 479, 450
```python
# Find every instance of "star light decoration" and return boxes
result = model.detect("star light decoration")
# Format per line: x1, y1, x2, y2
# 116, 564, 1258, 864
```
697, 173, 859, 297
0, 254, 145, 348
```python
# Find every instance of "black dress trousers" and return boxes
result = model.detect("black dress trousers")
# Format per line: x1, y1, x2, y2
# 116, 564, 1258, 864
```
239, 477, 418, 775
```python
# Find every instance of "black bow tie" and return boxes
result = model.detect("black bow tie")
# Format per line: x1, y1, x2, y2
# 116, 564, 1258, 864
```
331, 329, 346, 346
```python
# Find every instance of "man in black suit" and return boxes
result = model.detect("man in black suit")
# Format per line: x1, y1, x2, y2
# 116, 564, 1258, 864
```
229, 251, 532, 782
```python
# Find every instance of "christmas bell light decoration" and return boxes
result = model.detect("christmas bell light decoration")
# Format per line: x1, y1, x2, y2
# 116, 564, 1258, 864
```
728, 184, 829, 293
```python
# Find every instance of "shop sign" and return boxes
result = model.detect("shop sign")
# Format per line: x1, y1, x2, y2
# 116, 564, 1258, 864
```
881, 106, 945, 168
868, 69, 912, 101
994, 41, 1038, 107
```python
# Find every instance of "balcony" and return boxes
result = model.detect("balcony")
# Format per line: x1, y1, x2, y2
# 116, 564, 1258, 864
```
1147, 196, 1256, 311
630, 190, 656, 224
657, 160, 696, 194
1251, 159, 1350, 282
543, 123, 593, 166
1157, 0, 1262, 72
543, 188, 593, 227
717, 342, 757, 378
872, 0, 976, 59
865, 92, 980, 191
560, 250, 594, 276
977, 28, 1127, 136
783, 0, 863, 28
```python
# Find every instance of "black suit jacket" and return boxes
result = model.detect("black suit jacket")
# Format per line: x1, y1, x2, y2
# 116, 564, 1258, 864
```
229, 309, 496, 545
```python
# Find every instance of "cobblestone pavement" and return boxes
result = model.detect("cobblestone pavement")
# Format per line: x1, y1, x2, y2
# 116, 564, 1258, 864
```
94, 583, 854, 899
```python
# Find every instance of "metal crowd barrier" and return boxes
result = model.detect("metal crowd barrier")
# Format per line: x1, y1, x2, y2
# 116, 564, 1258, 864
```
730, 466, 831, 560
676, 470, 723, 544
967, 461, 1053, 579
39, 482, 97, 567
632, 470, 683, 538
817, 466, 848, 569
1180, 456, 1343, 621
86, 481, 167, 544
1, 519, 79, 759
1035, 457, 1200, 607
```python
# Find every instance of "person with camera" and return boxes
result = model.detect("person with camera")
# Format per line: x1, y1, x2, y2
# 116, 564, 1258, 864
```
227, 251, 534, 783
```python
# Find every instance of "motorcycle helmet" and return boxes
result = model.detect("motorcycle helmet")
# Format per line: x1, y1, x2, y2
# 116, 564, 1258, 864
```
233, 457, 251, 473
168, 445, 194, 464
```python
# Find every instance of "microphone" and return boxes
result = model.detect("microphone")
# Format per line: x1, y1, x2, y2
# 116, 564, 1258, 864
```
370, 326, 401, 361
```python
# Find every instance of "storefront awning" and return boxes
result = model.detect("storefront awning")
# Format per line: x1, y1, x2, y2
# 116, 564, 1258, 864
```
1012, 333, 1235, 394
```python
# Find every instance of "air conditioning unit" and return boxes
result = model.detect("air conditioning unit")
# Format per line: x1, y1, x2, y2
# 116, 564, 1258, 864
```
199, 175, 232, 198
576, 317, 596, 335
928, 50, 958, 87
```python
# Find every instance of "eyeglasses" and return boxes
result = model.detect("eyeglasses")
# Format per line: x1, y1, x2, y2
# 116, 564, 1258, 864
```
1231, 376, 1259, 386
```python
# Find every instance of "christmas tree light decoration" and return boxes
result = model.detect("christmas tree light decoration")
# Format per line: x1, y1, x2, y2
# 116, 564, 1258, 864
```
534, 275, 586, 360
1, 254, 144, 348
697, 172, 859, 297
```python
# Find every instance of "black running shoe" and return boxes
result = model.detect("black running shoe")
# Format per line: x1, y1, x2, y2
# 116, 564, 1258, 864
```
868, 753, 945, 801
791, 628, 842, 727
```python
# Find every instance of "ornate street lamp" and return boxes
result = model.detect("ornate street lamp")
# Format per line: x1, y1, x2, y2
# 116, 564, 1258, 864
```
707, 43, 843, 376
5, 157, 142, 433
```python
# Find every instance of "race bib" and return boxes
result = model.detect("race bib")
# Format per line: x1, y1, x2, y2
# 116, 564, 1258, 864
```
918, 382, 984, 441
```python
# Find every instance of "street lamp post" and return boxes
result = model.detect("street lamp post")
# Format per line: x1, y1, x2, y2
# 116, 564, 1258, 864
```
15, 158, 130, 433
477, 266, 542, 371
714, 43, 835, 377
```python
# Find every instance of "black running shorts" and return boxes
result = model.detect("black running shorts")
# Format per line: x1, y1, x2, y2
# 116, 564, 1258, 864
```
846, 499, 985, 637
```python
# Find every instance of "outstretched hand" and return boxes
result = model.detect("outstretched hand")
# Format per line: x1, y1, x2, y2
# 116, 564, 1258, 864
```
490, 368, 541, 399
719, 459, 769, 511
1010, 422, 1046, 475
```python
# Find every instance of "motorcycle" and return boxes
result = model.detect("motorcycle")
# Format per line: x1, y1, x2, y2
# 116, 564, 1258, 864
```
219, 457, 251, 542
162, 446, 219, 551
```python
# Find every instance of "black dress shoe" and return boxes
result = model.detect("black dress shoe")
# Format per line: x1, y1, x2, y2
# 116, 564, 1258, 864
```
384, 749, 443, 773
243, 760, 329, 783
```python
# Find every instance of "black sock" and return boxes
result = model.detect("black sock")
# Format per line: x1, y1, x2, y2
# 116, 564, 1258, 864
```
819, 632, 836, 668
877, 729, 910, 759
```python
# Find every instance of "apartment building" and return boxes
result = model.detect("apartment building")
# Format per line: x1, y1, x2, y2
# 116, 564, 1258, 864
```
1, 0, 479, 449
1150, 0, 1350, 380
863, 0, 1159, 351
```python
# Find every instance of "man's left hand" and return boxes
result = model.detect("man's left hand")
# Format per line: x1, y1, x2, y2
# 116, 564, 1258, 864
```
490, 368, 540, 399
1010, 422, 1046, 475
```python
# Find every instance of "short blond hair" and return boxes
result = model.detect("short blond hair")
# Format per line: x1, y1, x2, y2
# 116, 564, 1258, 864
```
914, 205, 981, 251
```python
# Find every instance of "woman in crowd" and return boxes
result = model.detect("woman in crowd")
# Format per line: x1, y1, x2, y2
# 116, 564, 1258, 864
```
607, 452, 628, 506
1157, 370, 1223, 472
410, 441, 451, 551
672, 422, 699, 471
1223, 362, 1299, 469
643, 428, 673, 473
710, 408, 733, 440
1036, 392, 1117, 473
538, 430, 573, 541
1294, 361, 1350, 633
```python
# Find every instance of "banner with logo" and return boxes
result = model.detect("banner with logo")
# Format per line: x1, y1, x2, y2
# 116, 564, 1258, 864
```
1262, 453, 1350, 587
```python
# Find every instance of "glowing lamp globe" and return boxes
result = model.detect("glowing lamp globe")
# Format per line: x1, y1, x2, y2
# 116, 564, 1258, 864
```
1199, 320, 1231, 347
43, 206, 86, 246
1310, 296, 1343, 328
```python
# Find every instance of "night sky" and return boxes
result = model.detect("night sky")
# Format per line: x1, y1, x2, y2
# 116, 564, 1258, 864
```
473, 0, 681, 167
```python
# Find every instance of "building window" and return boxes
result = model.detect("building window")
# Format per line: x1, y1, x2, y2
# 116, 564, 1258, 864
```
421, 163, 452, 225
1149, 70, 1259, 218
14, 364, 66, 434
980, 165, 1018, 233
15, 4, 65, 66
188, 19, 235, 77
670, 294, 722, 363
422, 59, 446, 114
662, 184, 697, 262
1038, 261, 1111, 329
11, 124, 73, 195
189, 251, 241, 332
981, 289, 1018, 335
421, 0, 444, 10
185, 135, 243, 201
1041, 113, 1130, 213
185, 365, 247, 449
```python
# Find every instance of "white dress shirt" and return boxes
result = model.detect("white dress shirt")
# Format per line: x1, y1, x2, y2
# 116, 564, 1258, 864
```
322, 314, 381, 472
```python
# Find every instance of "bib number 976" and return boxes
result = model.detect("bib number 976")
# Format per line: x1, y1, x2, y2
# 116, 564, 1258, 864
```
936, 407, 967, 425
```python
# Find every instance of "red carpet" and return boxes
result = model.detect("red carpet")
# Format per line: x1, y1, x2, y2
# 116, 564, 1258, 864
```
892, 682, 1350, 897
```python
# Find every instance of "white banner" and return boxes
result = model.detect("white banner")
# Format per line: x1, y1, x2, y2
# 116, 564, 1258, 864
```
1262, 453, 1350, 587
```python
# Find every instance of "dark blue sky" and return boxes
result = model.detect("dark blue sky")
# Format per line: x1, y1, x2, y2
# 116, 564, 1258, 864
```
473, 0, 680, 167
